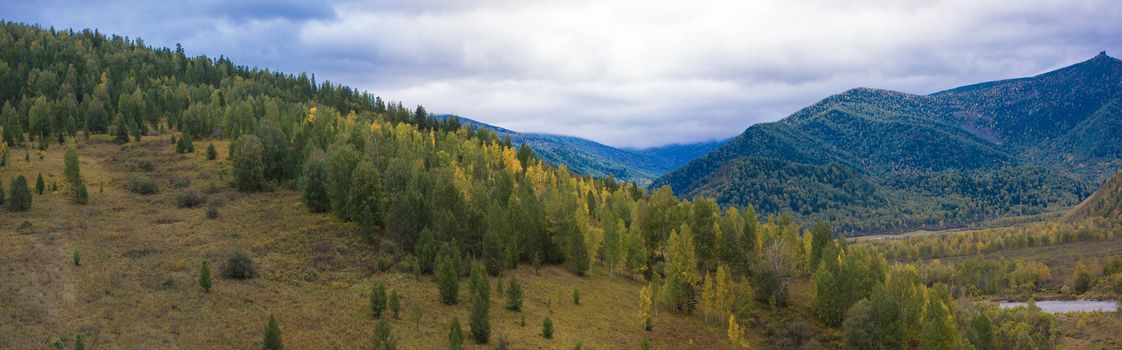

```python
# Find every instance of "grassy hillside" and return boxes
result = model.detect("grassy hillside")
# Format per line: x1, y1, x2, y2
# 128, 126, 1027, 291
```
1065, 171, 1122, 222
0, 135, 735, 349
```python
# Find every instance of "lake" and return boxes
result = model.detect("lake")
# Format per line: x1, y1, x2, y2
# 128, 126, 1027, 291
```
998, 300, 1119, 313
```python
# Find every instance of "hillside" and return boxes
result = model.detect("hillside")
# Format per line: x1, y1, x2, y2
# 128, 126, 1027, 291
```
1065, 171, 1122, 222
443, 115, 727, 185
653, 54, 1122, 235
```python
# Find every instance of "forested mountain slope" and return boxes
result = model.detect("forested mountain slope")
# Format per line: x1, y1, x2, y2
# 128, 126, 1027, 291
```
653, 54, 1122, 235
1065, 171, 1122, 222
443, 115, 727, 185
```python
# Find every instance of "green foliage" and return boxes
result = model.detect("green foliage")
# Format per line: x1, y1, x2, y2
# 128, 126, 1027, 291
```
175, 133, 194, 153
919, 285, 964, 350
232, 135, 265, 192
435, 247, 460, 305
541, 316, 553, 339
370, 282, 387, 319
206, 143, 217, 160
263, 315, 283, 350
300, 149, 330, 213
349, 160, 383, 240
72, 248, 80, 267
1072, 261, 1093, 294
482, 231, 503, 276
325, 142, 359, 219
389, 290, 401, 319
415, 228, 437, 274
7, 175, 31, 212
221, 250, 258, 280
468, 264, 491, 344
73, 334, 84, 350
372, 315, 397, 350
126, 175, 159, 195
809, 221, 833, 269
35, 173, 44, 195
199, 260, 212, 293
505, 275, 522, 311
967, 314, 993, 350
813, 245, 885, 327
572, 288, 580, 305
448, 317, 464, 350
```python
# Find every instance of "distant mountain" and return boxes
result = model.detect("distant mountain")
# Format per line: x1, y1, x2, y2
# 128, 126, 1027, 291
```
653, 53, 1122, 235
1064, 171, 1122, 222
440, 115, 728, 184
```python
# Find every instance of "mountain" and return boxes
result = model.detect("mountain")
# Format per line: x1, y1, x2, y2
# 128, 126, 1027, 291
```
1064, 171, 1122, 222
653, 53, 1122, 235
442, 115, 728, 185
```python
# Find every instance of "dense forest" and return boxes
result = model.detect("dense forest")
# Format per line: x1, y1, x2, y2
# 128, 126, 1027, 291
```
2, 21, 1119, 349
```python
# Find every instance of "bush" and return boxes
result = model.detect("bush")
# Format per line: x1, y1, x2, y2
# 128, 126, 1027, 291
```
175, 190, 205, 208
172, 177, 191, 189
263, 315, 282, 350
389, 290, 401, 319
199, 260, 212, 293
371, 282, 387, 319
373, 315, 397, 350
130, 157, 155, 172
7, 175, 31, 212
222, 249, 258, 280
205, 202, 219, 219
542, 317, 553, 339
126, 175, 159, 195
572, 288, 580, 305
35, 173, 44, 194
206, 143, 217, 160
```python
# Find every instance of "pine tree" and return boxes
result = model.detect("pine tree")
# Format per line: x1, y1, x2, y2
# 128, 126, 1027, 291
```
482, 231, 503, 276
64, 144, 88, 204
199, 260, 212, 293
389, 290, 401, 319
349, 160, 382, 240
448, 316, 464, 350
263, 315, 283, 350
35, 173, 44, 194
505, 275, 523, 311
566, 229, 589, 276
542, 316, 553, 339
206, 143, 217, 160
8, 175, 32, 212
371, 282, 387, 319
300, 149, 330, 213
415, 228, 437, 274
114, 112, 130, 144
469, 264, 491, 344
436, 248, 460, 305
373, 315, 397, 350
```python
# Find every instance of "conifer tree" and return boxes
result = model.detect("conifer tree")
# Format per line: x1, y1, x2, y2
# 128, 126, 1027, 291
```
505, 275, 523, 311
436, 248, 460, 305
919, 285, 963, 350
469, 264, 491, 344
542, 316, 553, 339
199, 260, 212, 293
114, 113, 130, 144
349, 160, 383, 240
206, 143, 217, 160
35, 173, 44, 194
263, 315, 283, 350
371, 282, 387, 319
482, 231, 503, 276
373, 315, 397, 350
448, 316, 464, 350
566, 229, 589, 276
300, 149, 330, 213
8, 175, 31, 212
72, 248, 80, 267
389, 290, 401, 319
64, 144, 88, 204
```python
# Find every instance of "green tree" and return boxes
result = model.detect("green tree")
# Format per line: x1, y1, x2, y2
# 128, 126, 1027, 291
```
566, 228, 590, 276
325, 142, 359, 219
968, 314, 993, 350
28, 96, 51, 149
389, 290, 401, 319
199, 260, 212, 293
436, 247, 460, 305
919, 285, 963, 350
232, 135, 265, 191
256, 121, 292, 181
809, 221, 833, 269
506, 275, 523, 311
542, 316, 553, 339
8, 175, 31, 212
842, 299, 877, 349
572, 288, 580, 305
84, 97, 108, 134
2, 102, 23, 146
263, 315, 283, 350
373, 315, 397, 350
469, 264, 491, 344
371, 281, 387, 319
482, 231, 503, 276
113, 112, 130, 144
72, 248, 80, 266
35, 173, 44, 194
64, 144, 88, 204
1073, 261, 1092, 294
448, 316, 464, 350
349, 160, 383, 240
416, 228, 437, 274
300, 148, 330, 213
206, 143, 217, 160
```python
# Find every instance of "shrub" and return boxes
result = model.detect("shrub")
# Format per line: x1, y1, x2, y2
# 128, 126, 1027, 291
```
35, 173, 44, 194
572, 288, 580, 305
221, 249, 258, 280
263, 315, 282, 350
175, 190, 205, 208
72, 248, 80, 267
172, 177, 191, 189
373, 315, 397, 350
205, 202, 219, 219
389, 290, 401, 319
199, 261, 212, 293
7, 175, 31, 212
130, 158, 154, 172
542, 317, 553, 339
126, 175, 159, 195
206, 143, 217, 160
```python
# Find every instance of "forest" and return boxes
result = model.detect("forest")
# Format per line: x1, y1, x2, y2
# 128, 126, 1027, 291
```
1, 21, 1120, 349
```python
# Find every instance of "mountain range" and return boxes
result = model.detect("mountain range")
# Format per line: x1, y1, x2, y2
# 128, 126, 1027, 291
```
652, 52, 1122, 235
441, 115, 728, 185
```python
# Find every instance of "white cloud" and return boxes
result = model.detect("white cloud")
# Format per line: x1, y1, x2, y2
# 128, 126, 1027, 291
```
4, 0, 1121, 147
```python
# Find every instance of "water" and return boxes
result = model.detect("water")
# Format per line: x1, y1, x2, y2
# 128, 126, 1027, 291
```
998, 300, 1119, 313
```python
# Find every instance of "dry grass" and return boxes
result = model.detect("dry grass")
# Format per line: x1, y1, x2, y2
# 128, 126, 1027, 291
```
0, 135, 736, 349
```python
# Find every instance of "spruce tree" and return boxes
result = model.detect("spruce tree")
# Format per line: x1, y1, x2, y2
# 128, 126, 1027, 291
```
35, 173, 44, 194
371, 282, 387, 319
505, 275, 522, 311
389, 290, 401, 319
114, 113, 130, 144
572, 288, 580, 305
206, 143, 217, 160
542, 316, 553, 339
263, 315, 283, 350
482, 231, 503, 276
300, 149, 330, 213
64, 144, 88, 204
199, 260, 212, 293
8, 175, 31, 212
372, 315, 397, 350
469, 264, 491, 344
566, 230, 589, 276
448, 316, 464, 350
415, 228, 437, 273
435, 247, 460, 305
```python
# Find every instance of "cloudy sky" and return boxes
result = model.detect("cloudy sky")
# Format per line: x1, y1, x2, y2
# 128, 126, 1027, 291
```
3, 0, 1120, 147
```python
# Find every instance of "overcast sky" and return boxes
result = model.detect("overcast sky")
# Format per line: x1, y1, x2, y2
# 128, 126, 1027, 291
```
3, 0, 1120, 148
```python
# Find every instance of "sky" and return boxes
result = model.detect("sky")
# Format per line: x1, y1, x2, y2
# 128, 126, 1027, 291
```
3, 0, 1121, 148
